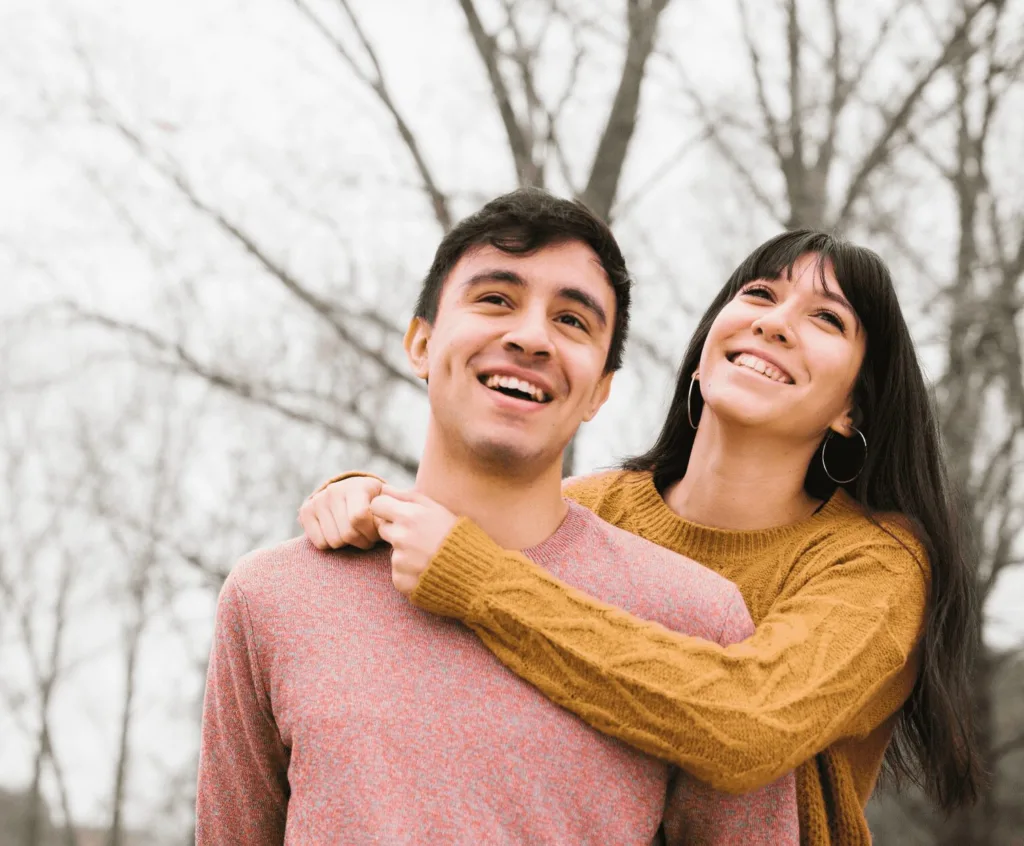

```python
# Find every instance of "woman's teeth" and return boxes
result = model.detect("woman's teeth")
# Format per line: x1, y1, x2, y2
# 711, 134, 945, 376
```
731, 353, 793, 384
483, 374, 550, 403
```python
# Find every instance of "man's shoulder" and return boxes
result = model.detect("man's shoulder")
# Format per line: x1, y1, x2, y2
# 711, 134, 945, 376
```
572, 506, 745, 600
226, 537, 388, 602
562, 468, 640, 511
565, 506, 750, 643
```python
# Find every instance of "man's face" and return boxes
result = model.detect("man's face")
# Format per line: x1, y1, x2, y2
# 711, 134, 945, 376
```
406, 240, 617, 476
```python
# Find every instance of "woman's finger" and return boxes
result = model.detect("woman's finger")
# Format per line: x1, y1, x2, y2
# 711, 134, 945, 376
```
376, 517, 399, 547
316, 501, 346, 549
379, 485, 423, 503
300, 507, 328, 550
369, 494, 418, 523
347, 490, 381, 548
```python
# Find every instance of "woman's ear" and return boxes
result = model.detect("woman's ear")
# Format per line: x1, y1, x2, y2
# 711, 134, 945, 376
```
829, 406, 857, 438
404, 317, 431, 380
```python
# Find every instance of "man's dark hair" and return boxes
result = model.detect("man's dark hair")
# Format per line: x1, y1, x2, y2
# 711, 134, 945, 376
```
414, 187, 632, 372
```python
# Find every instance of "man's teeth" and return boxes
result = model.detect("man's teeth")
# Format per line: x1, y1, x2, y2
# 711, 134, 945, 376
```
484, 374, 549, 402
732, 353, 792, 384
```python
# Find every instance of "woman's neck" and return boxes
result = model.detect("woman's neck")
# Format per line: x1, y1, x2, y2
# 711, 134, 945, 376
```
665, 416, 822, 531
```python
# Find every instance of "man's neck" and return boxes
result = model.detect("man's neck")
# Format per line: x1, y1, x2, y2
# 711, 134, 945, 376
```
665, 414, 821, 531
415, 431, 568, 550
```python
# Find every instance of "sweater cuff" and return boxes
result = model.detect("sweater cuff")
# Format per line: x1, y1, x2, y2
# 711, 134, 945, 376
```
410, 517, 505, 622
311, 470, 387, 496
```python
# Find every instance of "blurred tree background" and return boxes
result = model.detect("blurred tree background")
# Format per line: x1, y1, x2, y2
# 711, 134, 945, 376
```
1, 0, 1022, 843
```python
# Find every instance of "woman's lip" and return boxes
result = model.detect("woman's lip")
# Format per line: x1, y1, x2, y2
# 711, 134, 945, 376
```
727, 351, 795, 383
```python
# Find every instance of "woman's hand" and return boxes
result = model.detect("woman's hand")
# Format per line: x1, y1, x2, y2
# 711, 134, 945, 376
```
298, 475, 384, 550
369, 486, 459, 595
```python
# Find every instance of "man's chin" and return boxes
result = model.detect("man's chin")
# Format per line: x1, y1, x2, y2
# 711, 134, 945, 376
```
470, 438, 547, 473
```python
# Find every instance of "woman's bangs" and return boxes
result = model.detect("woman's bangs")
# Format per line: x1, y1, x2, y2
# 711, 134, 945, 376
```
732, 231, 832, 292
829, 242, 894, 341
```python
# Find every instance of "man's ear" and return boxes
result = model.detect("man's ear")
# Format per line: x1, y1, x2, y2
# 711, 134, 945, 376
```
582, 372, 615, 423
404, 317, 431, 380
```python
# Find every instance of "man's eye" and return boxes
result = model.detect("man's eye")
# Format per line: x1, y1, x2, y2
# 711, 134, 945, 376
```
479, 294, 509, 306
557, 314, 587, 331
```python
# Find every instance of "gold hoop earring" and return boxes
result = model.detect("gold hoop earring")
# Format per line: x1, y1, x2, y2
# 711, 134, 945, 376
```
687, 376, 700, 430
822, 427, 867, 484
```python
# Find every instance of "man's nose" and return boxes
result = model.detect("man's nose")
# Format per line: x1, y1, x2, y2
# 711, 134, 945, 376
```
502, 309, 554, 357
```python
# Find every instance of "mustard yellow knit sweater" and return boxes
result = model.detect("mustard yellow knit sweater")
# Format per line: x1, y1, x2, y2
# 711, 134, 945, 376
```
409, 470, 930, 846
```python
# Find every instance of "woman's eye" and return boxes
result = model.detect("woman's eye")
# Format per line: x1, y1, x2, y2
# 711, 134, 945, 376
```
817, 310, 846, 331
742, 285, 773, 300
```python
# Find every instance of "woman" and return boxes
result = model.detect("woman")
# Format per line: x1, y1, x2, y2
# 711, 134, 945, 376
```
299, 230, 982, 843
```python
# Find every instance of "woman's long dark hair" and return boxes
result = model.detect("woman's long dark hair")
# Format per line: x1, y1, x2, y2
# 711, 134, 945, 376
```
624, 229, 983, 810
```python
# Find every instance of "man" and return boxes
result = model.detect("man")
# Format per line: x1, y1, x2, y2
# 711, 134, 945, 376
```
196, 188, 797, 844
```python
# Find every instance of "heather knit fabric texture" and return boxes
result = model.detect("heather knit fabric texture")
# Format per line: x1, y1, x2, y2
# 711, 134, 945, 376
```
408, 470, 931, 846
196, 501, 798, 845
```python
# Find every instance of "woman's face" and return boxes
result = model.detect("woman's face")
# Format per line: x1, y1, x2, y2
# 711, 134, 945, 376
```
697, 252, 867, 442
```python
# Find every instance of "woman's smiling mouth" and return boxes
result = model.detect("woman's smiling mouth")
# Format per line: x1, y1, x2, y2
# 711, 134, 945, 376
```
727, 352, 794, 384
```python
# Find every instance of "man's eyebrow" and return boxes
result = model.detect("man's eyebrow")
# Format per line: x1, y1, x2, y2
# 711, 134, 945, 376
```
461, 271, 609, 328
462, 269, 526, 289
558, 286, 607, 328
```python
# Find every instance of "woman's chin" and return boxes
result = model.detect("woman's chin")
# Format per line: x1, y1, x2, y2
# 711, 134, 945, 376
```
706, 402, 789, 433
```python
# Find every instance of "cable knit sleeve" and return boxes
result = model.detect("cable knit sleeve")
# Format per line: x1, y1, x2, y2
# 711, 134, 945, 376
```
410, 518, 928, 794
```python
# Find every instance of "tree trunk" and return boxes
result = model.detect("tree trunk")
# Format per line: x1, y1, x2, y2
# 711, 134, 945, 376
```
107, 612, 143, 846
24, 724, 47, 846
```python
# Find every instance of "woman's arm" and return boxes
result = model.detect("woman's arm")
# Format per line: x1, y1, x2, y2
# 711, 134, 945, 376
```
297, 470, 618, 549
411, 517, 928, 794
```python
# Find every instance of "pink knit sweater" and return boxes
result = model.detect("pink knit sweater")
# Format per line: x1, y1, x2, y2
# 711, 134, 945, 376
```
196, 502, 797, 844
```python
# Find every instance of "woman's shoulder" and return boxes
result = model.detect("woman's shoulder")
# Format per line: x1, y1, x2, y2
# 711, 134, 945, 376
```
810, 490, 931, 577
562, 469, 652, 522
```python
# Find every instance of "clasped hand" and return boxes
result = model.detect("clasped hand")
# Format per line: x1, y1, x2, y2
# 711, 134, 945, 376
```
298, 477, 457, 595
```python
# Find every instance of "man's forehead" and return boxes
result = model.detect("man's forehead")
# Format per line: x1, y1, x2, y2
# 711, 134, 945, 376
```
452, 241, 610, 286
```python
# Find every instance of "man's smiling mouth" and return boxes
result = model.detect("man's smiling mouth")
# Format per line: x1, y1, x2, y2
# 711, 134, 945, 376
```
479, 374, 552, 403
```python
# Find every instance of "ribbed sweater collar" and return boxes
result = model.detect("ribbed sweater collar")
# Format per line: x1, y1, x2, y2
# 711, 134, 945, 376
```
617, 471, 858, 562
523, 501, 593, 566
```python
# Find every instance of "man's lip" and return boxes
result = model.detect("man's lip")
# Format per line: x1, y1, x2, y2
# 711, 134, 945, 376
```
727, 349, 795, 383
476, 366, 556, 399
483, 385, 551, 412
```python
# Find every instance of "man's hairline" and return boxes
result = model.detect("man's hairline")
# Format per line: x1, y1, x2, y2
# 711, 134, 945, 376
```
421, 237, 618, 324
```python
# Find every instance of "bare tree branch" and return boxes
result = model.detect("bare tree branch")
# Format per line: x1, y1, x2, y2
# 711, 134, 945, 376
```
94, 110, 423, 395
786, 0, 803, 174
292, 0, 453, 230
457, 0, 539, 185
736, 0, 785, 167
834, 0, 994, 226
64, 304, 419, 474
612, 126, 709, 220
581, 0, 673, 220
